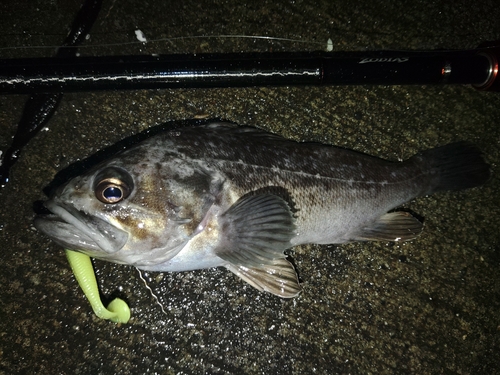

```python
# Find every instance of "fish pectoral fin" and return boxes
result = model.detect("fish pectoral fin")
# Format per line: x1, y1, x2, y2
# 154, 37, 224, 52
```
215, 194, 296, 267
216, 194, 299, 297
352, 211, 423, 242
225, 258, 301, 298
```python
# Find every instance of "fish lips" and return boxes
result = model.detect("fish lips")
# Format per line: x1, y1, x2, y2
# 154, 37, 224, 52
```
34, 200, 129, 256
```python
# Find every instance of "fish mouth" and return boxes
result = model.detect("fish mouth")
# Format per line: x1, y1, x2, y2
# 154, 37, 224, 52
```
34, 200, 129, 256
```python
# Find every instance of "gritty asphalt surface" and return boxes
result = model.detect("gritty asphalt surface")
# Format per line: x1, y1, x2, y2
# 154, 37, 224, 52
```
0, 0, 499, 374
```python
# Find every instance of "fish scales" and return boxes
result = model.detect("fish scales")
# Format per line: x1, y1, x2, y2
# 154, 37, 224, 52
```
150, 124, 430, 244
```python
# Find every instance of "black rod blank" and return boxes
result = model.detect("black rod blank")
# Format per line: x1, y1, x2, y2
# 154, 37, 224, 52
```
0, 46, 498, 94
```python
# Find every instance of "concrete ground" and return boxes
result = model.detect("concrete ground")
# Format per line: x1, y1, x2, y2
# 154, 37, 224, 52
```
0, 0, 499, 374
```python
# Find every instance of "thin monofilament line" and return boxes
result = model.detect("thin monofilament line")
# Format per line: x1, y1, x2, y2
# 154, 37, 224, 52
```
136, 268, 168, 316
0, 34, 327, 51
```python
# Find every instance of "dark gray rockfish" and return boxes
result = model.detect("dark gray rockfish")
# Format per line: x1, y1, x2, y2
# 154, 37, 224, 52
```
35, 123, 490, 297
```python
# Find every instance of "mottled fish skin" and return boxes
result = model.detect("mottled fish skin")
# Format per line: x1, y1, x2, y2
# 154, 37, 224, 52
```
35, 122, 490, 297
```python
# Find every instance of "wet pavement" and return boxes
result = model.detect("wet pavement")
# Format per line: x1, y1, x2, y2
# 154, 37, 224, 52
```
1, 0, 499, 374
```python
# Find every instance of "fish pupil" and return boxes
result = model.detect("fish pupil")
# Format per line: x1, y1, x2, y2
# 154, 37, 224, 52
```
103, 186, 122, 202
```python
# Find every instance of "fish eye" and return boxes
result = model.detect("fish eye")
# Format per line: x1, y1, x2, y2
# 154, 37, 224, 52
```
94, 167, 133, 204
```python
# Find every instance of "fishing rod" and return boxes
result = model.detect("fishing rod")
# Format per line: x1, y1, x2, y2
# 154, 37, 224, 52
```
0, 0, 103, 187
0, 41, 498, 93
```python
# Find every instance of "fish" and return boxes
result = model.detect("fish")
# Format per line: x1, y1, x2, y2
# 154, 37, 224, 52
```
34, 122, 490, 297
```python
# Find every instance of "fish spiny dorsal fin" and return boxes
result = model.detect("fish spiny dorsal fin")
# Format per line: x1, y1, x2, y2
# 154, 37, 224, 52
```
351, 211, 423, 242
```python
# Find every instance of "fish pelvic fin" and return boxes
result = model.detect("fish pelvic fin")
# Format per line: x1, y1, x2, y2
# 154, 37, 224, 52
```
215, 193, 296, 267
225, 258, 301, 298
352, 211, 423, 242
412, 142, 490, 195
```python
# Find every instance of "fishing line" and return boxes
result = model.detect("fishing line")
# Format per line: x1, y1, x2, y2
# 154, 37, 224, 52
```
0, 34, 329, 51
136, 268, 169, 317
1, 33, 494, 56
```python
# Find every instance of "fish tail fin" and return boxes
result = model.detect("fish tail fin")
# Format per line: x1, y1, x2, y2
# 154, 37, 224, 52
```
413, 142, 490, 195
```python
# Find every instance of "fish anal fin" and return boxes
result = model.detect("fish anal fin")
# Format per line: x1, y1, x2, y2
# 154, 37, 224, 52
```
353, 211, 423, 242
225, 258, 300, 298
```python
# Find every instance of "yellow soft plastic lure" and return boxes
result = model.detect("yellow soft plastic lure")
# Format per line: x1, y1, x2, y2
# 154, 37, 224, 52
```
65, 249, 131, 323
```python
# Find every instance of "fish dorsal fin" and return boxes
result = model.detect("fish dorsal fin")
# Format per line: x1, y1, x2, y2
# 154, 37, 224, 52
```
205, 122, 286, 141
225, 258, 301, 298
352, 211, 423, 242
215, 194, 296, 267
